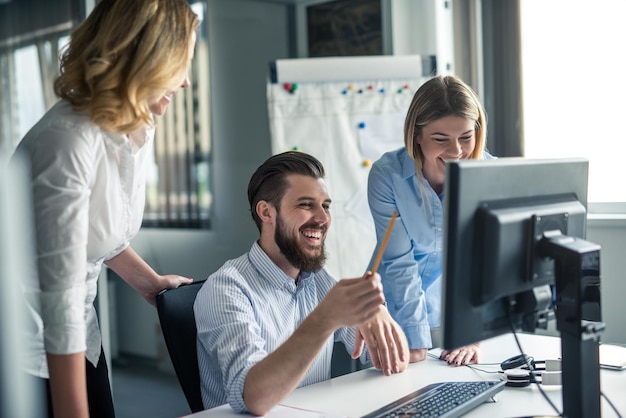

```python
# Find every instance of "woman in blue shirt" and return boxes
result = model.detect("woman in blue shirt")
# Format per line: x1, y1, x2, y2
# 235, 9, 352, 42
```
368, 75, 489, 365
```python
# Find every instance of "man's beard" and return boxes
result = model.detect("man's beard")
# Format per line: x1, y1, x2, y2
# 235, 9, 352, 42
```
275, 214, 326, 272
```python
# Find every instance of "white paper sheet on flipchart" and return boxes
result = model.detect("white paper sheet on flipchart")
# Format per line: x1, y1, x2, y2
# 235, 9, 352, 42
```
344, 185, 373, 231
267, 81, 416, 278
356, 113, 405, 162
267, 69, 429, 278
347, 114, 405, 230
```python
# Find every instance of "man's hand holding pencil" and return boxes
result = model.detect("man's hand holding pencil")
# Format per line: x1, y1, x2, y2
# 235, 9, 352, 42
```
352, 211, 409, 375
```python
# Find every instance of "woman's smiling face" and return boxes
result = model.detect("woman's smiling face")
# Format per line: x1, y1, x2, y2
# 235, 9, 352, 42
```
417, 115, 476, 194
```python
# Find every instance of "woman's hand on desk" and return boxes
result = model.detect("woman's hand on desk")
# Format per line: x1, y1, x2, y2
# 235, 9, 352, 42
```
353, 309, 410, 375
440, 343, 480, 366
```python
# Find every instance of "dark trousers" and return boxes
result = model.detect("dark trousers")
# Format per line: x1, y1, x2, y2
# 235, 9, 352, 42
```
31, 348, 115, 418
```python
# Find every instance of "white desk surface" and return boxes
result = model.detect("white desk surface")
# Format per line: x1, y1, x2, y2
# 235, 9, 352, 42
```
183, 333, 626, 418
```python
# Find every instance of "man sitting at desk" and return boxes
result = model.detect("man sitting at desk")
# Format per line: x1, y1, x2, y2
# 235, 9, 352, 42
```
194, 151, 409, 415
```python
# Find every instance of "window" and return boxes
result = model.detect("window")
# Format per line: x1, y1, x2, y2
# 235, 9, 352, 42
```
0, 1, 212, 228
143, 1, 212, 228
0, 35, 64, 155
520, 0, 626, 204
14, 46, 46, 139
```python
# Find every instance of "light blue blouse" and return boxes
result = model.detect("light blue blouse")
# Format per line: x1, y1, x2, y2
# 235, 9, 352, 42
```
367, 148, 443, 350
368, 147, 493, 350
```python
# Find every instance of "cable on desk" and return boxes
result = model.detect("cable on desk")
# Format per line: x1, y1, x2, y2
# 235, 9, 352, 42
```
507, 310, 562, 417
429, 320, 623, 417
428, 348, 505, 374
429, 348, 509, 376
465, 364, 502, 375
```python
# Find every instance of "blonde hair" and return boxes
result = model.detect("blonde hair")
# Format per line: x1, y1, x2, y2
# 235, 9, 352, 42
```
54, 0, 199, 134
404, 75, 487, 174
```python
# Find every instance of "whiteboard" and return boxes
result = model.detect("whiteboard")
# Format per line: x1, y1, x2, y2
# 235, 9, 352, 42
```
267, 55, 433, 279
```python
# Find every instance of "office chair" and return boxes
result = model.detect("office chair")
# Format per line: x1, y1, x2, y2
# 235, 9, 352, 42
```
156, 280, 206, 413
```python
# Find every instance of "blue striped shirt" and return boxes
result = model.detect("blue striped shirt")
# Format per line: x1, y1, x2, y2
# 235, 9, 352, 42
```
194, 242, 366, 412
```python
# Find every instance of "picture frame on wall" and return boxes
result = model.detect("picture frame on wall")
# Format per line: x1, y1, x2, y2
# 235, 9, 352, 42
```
304, 0, 384, 57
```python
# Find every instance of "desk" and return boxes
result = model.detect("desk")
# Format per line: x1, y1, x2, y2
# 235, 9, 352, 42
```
184, 333, 626, 418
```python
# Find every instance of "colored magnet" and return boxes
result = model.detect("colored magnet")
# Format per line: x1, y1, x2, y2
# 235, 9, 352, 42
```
283, 82, 298, 94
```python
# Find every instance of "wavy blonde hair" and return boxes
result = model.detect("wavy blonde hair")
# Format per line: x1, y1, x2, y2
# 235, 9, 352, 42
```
54, 0, 199, 134
405, 75, 487, 173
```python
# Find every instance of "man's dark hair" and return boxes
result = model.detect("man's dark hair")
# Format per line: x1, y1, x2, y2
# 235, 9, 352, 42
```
247, 151, 325, 232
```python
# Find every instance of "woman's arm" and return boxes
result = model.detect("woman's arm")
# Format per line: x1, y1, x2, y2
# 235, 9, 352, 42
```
104, 246, 192, 305
26, 127, 94, 415
47, 353, 89, 418
367, 161, 433, 356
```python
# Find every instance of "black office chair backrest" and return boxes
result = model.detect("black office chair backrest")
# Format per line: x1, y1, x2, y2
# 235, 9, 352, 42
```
156, 280, 206, 413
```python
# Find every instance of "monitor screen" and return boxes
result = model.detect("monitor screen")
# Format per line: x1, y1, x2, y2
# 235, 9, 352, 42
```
441, 157, 590, 350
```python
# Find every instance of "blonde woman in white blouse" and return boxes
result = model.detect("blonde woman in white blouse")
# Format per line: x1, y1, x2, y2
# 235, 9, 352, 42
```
13, 1, 199, 417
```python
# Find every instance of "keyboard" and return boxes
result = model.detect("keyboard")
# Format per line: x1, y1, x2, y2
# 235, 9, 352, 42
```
360, 380, 506, 418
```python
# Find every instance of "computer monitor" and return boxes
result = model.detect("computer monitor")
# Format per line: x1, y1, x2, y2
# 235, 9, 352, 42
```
441, 157, 602, 418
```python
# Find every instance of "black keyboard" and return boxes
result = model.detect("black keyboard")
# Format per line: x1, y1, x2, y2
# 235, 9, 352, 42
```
360, 380, 506, 418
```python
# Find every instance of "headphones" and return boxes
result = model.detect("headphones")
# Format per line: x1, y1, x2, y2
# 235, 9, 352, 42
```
500, 354, 562, 387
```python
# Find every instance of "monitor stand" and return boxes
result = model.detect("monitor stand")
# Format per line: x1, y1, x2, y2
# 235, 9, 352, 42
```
539, 231, 603, 418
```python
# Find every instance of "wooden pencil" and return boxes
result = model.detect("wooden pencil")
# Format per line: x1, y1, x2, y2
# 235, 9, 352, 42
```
370, 211, 398, 275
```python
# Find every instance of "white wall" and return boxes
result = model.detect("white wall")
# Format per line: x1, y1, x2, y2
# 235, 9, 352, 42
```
389, 0, 453, 73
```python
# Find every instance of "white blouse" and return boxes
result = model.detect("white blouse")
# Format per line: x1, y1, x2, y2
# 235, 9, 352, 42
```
16, 100, 154, 378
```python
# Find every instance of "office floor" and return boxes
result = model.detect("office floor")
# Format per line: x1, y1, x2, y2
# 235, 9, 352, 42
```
111, 356, 191, 418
